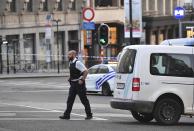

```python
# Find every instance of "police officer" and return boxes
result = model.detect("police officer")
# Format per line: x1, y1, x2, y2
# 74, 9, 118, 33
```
59, 50, 93, 120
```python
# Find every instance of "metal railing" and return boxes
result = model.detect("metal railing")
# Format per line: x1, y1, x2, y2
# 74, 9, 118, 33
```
0, 54, 117, 74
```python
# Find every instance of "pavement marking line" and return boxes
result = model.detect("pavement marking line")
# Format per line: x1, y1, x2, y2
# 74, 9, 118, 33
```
0, 118, 60, 121
0, 111, 60, 113
0, 103, 61, 113
0, 81, 69, 88
0, 113, 16, 117
71, 113, 108, 121
94, 113, 133, 118
0, 103, 108, 121
0, 90, 69, 93
0, 118, 106, 121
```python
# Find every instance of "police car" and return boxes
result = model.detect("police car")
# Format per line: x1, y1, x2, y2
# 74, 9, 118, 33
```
85, 64, 116, 96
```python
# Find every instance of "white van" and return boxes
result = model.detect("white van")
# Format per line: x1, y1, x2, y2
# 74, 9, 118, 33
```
110, 45, 194, 125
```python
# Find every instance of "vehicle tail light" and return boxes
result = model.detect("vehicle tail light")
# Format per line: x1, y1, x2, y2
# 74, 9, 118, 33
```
132, 78, 140, 91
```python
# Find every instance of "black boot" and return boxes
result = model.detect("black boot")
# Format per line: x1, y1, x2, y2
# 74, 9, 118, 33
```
59, 115, 70, 120
85, 114, 93, 120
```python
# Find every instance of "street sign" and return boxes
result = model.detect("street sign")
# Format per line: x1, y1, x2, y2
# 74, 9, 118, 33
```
82, 22, 95, 30
82, 8, 95, 22
174, 7, 185, 19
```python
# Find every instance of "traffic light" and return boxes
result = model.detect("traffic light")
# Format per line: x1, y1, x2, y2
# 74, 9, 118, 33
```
98, 24, 109, 46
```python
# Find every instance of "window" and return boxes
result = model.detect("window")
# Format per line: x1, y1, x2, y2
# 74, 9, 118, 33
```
118, 49, 136, 73
27, 0, 33, 12
57, 0, 62, 11
10, 0, 16, 12
88, 65, 99, 74
95, 0, 118, 7
121, 0, 124, 7
109, 27, 117, 45
43, 0, 48, 11
98, 66, 109, 73
150, 54, 194, 77
70, 1, 76, 11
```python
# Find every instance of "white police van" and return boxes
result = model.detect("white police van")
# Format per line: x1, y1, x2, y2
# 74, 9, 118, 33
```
111, 45, 194, 125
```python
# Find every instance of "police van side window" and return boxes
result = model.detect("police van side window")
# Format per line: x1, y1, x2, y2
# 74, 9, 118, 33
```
118, 49, 136, 73
150, 54, 194, 77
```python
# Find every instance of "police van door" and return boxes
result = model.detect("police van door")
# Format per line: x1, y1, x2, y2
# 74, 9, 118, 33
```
114, 48, 137, 100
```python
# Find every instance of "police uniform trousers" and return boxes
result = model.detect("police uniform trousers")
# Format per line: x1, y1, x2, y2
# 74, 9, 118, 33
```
64, 81, 92, 116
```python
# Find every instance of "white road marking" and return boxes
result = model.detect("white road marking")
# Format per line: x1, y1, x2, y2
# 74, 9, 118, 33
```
0, 118, 60, 121
0, 113, 16, 117
94, 113, 133, 118
0, 111, 60, 113
0, 118, 106, 121
0, 90, 69, 93
0, 81, 69, 88
0, 103, 108, 121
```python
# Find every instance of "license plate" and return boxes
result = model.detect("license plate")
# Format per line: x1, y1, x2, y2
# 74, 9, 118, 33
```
117, 83, 125, 89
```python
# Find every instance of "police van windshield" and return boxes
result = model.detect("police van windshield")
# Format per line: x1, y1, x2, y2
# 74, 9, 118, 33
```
117, 49, 136, 73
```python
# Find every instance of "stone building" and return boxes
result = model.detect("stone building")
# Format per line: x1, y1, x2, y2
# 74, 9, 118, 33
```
0, 0, 191, 73
0, 0, 85, 72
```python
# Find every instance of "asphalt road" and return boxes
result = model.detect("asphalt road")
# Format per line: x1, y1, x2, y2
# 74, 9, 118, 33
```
0, 77, 194, 131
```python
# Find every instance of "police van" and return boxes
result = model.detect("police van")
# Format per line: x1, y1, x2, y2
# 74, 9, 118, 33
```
110, 45, 194, 125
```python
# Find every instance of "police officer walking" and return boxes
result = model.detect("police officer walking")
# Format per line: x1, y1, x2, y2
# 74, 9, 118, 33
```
59, 50, 93, 120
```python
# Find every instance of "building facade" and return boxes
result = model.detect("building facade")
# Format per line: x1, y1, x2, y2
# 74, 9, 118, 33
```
0, 0, 85, 73
0, 0, 192, 73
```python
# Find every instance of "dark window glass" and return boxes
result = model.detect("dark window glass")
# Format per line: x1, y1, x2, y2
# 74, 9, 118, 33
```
98, 66, 109, 73
88, 65, 99, 74
43, 0, 48, 11
95, 0, 118, 7
150, 54, 194, 77
57, 0, 62, 11
117, 49, 136, 73
10, 0, 16, 12
70, 1, 76, 10
121, 0, 124, 7
27, 0, 33, 12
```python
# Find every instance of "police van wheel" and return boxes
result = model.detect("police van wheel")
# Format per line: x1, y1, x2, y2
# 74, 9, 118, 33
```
131, 111, 154, 123
154, 98, 181, 125
102, 82, 111, 96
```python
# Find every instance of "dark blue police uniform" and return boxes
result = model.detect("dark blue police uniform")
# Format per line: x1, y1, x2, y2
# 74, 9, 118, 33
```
63, 60, 92, 119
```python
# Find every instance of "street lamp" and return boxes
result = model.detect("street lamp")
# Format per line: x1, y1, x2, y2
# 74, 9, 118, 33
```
52, 19, 61, 74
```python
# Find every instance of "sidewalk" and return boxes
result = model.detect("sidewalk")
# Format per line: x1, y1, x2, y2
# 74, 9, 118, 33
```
0, 70, 69, 79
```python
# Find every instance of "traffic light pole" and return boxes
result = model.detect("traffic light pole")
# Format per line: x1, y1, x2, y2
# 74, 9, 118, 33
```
100, 46, 104, 64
